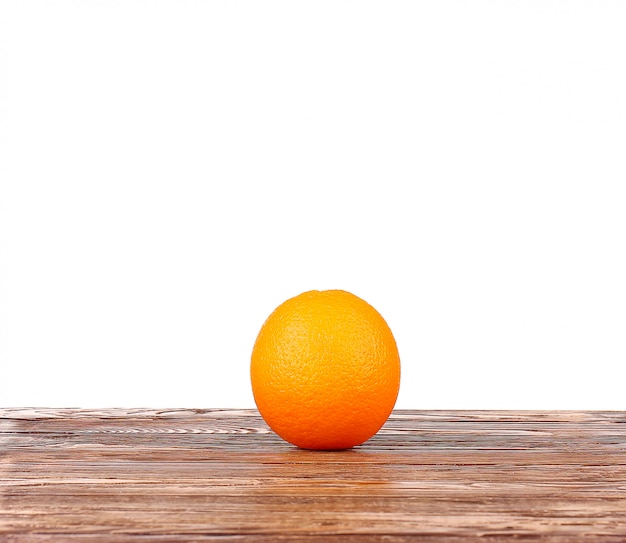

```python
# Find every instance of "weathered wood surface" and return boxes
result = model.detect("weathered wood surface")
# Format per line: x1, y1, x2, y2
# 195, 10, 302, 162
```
1, 409, 625, 542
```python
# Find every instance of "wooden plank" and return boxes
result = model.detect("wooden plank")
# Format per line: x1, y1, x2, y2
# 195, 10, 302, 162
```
1, 409, 625, 542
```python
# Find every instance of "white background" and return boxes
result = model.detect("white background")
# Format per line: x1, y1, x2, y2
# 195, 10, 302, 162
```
1, 0, 625, 409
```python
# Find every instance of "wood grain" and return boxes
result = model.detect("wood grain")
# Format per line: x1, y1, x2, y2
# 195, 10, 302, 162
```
1, 409, 625, 542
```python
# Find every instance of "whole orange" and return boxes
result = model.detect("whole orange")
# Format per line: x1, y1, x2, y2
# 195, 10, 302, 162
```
250, 290, 400, 450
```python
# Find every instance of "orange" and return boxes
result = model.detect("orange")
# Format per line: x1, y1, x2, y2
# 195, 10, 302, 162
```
250, 290, 400, 450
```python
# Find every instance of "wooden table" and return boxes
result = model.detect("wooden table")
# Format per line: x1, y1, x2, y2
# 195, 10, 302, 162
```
1, 409, 625, 542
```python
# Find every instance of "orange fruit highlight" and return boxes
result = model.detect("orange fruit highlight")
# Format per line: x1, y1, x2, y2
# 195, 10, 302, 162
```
250, 290, 401, 450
